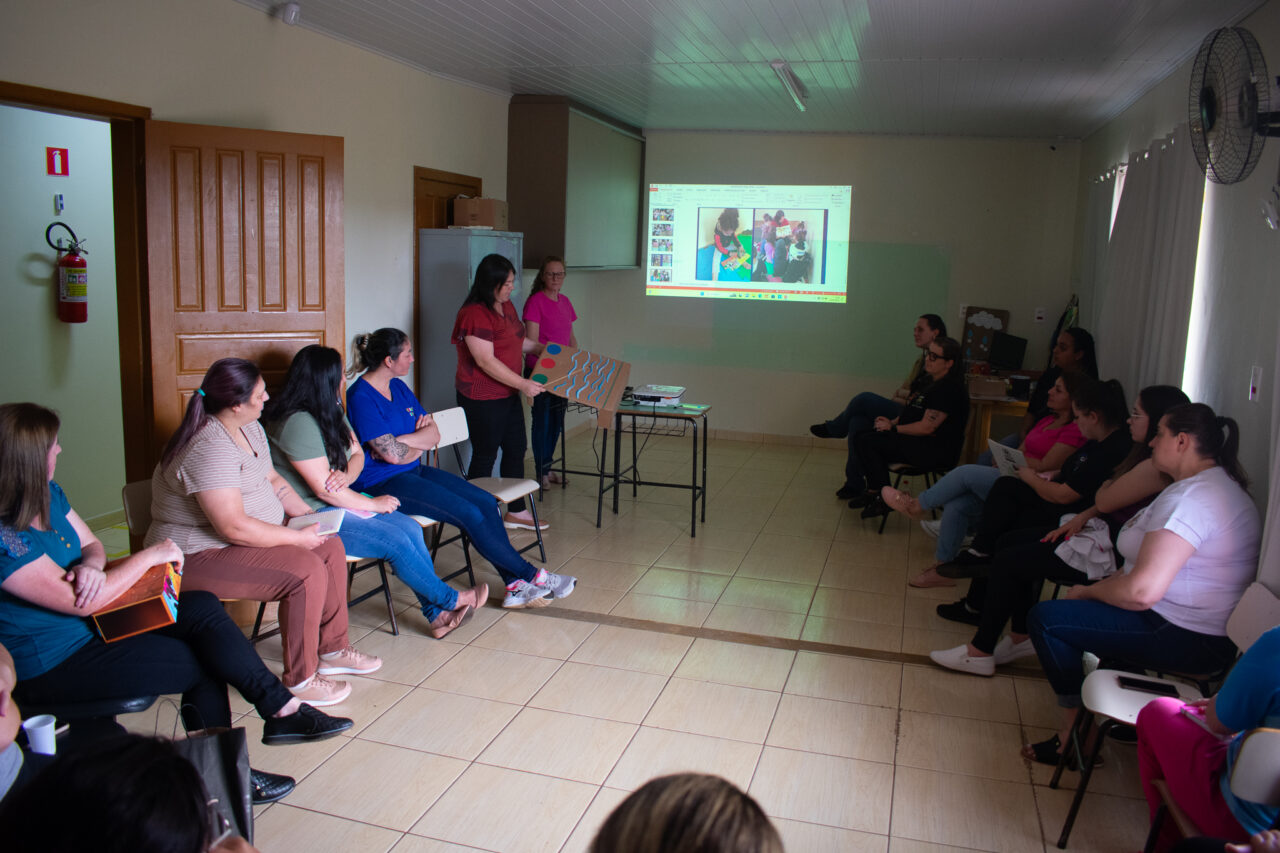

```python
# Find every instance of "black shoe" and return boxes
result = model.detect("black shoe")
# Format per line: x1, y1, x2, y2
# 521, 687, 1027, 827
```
936, 599, 983, 626
835, 484, 861, 500
936, 549, 993, 579
810, 423, 832, 439
250, 768, 296, 804
262, 703, 353, 746
847, 491, 877, 509
860, 497, 890, 519
1107, 724, 1138, 743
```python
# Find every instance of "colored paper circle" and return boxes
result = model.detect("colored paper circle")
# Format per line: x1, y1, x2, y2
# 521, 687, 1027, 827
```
531, 373, 548, 383
540, 358, 556, 368
545, 343, 562, 354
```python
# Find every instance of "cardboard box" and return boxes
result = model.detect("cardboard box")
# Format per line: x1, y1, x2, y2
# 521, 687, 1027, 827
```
967, 376, 1008, 398
453, 197, 508, 230
92, 561, 182, 642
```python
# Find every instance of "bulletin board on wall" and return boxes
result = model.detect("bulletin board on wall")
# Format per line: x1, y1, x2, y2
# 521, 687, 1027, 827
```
960, 306, 1010, 365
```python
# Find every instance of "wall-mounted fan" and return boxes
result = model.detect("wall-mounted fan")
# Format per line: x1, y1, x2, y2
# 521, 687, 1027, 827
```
1188, 27, 1280, 184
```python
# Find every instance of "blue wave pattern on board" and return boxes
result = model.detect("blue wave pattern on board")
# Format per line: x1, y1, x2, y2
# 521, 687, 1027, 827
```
549, 350, 621, 407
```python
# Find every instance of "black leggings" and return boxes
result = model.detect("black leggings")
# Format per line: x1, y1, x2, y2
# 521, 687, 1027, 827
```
853, 430, 957, 491
457, 392, 529, 513
17, 590, 293, 732
970, 527, 1089, 653
969, 476, 1071, 554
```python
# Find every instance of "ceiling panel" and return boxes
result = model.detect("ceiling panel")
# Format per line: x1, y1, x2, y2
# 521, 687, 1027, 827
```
231, 0, 1266, 137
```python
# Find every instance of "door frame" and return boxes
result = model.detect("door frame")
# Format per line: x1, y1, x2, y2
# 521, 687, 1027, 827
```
0, 81, 154, 483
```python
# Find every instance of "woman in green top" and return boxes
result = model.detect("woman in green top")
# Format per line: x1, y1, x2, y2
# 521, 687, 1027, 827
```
266, 346, 486, 639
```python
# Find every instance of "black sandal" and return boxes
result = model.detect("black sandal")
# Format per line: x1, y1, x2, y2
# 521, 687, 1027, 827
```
1024, 734, 1105, 770
1025, 734, 1063, 766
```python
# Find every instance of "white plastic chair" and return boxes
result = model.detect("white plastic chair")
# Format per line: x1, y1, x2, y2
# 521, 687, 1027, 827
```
1053, 582, 1280, 848
432, 406, 546, 562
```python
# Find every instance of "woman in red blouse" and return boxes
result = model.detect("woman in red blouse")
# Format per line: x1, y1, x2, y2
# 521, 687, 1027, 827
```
452, 254, 548, 531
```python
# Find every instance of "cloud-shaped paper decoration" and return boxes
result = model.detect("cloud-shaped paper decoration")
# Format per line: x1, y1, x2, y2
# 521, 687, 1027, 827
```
968, 311, 1003, 330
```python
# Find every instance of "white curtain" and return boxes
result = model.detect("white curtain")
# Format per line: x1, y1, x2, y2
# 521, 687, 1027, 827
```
1095, 123, 1206, 398
1078, 171, 1116, 332
1258, 331, 1280, 594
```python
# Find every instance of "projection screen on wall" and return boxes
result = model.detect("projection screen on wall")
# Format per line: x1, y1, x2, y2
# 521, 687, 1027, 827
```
644, 183, 851, 303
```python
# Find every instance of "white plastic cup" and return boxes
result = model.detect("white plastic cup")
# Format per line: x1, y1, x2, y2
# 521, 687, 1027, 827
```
22, 714, 57, 755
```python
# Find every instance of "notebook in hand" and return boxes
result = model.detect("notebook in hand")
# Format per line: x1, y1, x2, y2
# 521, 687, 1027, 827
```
287, 508, 345, 535
987, 440, 1027, 476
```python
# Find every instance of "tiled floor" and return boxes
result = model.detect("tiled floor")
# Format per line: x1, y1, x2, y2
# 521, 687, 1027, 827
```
107, 432, 1151, 852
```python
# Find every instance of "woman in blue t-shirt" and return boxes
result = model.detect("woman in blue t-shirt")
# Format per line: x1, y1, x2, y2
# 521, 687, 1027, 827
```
266, 346, 487, 638
0, 403, 351, 764
344, 328, 575, 611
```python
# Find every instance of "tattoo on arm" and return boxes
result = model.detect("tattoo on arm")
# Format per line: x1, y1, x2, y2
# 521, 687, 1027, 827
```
275, 484, 290, 501
371, 433, 413, 463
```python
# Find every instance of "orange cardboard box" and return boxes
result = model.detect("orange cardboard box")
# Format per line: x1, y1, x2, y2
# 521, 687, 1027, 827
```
92, 561, 182, 642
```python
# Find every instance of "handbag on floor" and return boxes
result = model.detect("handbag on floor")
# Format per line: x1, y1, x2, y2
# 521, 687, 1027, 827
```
173, 725, 254, 843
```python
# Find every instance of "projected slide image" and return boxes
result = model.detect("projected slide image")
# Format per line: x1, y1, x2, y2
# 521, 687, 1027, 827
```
645, 184, 851, 303
695, 208, 754, 282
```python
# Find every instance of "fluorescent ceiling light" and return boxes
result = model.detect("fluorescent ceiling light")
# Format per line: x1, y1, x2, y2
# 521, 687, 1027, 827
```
770, 60, 808, 112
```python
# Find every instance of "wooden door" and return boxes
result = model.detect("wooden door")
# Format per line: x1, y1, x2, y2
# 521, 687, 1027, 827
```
144, 121, 344, 457
413, 166, 481, 363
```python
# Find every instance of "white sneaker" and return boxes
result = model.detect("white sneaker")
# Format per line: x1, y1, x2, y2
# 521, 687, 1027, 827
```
533, 568, 576, 600
929, 644, 995, 677
920, 519, 942, 538
992, 635, 1037, 665
502, 579, 553, 609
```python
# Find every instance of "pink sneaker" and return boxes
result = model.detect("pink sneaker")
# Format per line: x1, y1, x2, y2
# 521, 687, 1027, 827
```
317, 645, 382, 676
287, 673, 352, 707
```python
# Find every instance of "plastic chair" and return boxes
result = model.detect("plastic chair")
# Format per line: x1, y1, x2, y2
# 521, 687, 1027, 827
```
433, 407, 546, 562
1053, 582, 1280, 848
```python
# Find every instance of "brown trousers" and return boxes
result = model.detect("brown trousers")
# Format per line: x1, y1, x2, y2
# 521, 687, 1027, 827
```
182, 536, 349, 687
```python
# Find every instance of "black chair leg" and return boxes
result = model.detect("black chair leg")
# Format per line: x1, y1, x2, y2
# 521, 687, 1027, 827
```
378, 561, 398, 636
1057, 716, 1112, 848
1142, 805, 1167, 853
877, 470, 904, 535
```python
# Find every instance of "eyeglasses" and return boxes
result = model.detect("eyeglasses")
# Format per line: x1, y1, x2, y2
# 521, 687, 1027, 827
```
545, 272, 566, 279
924, 351, 944, 361
1129, 409, 1148, 419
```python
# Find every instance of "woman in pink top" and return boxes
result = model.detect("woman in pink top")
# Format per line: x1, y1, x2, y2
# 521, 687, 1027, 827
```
523, 256, 577, 487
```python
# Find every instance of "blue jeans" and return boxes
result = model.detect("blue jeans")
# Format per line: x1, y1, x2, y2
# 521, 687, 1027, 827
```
336, 511, 459, 622
1027, 599, 1238, 708
369, 465, 538, 586
530, 393, 567, 478
824, 392, 902, 490
918, 464, 1002, 562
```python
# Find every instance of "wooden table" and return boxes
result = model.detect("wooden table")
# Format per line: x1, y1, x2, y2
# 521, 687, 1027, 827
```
963, 395, 1029, 463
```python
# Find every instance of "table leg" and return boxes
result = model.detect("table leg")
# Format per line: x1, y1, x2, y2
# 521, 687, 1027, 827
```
613, 411, 623, 515
596, 426, 608, 528
700, 414, 708, 523
690, 419, 698, 536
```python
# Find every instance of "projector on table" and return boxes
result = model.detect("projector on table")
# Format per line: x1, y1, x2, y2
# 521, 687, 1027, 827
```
631, 385, 686, 405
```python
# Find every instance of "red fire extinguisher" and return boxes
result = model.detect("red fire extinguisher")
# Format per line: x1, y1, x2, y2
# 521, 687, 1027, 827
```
46, 221, 88, 323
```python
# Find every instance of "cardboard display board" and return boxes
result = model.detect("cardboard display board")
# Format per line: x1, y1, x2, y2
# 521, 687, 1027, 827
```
961, 306, 1011, 365
529, 343, 631, 426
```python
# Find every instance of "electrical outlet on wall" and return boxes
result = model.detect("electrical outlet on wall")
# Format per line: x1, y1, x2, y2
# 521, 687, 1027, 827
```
959, 303, 968, 321
1034, 307, 1046, 323
1249, 366, 1263, 401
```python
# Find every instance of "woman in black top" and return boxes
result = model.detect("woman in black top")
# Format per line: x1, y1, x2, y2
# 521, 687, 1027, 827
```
935, 377, 1133, 624
850, 336, 969, 517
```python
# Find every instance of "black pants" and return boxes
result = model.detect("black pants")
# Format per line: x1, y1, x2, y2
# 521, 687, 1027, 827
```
457, 392, 529, 513
969, 476, 1069, 554
970, 527, 1089, 653
853, 430, 956, 492
16, 591, 293, 732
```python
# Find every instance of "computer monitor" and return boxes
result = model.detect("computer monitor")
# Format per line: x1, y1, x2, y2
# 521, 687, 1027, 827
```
988, 331, 1028, 371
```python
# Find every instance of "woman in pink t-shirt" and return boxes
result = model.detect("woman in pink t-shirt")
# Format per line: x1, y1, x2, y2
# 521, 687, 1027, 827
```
522, 256, 578, 487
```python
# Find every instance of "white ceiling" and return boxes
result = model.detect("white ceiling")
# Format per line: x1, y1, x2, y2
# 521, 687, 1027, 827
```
234, 0, 1266, 138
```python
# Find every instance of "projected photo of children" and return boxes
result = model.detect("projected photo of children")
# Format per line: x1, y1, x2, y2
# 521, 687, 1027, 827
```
694, 208, 753, 282
750, 208, 826, 284
652, 208, 674, 221
650, 268, 671, 282
651, 238, 673, 252
652, 222, 673, 236
650, 253, 672, 267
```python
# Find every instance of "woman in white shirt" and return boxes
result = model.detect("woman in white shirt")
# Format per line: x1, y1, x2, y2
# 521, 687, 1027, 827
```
1022, 403, 1260, 765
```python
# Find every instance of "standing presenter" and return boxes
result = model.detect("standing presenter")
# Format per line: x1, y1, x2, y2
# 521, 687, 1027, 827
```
523, 256, 577, 488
